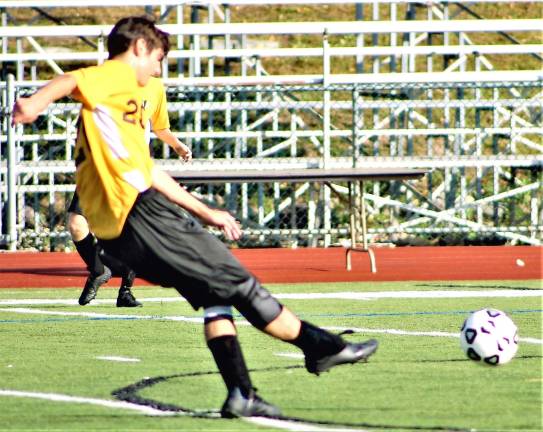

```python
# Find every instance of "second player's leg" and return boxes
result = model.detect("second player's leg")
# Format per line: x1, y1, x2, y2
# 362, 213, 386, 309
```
99, 252, 141, 307
69, 212, 112, 305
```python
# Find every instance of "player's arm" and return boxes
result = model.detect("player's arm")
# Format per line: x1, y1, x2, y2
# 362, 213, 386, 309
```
12, 74, 77, 125
154, 128, 192, 162
151, 167, 241, 241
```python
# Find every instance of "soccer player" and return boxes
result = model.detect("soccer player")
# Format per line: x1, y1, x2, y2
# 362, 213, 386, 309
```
12, 16, 378, 419
70, 72, 192, 307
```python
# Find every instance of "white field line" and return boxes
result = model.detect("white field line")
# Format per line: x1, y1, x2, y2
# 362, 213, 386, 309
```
0, 307, 204, 323
96, 356, 140, 363
0, 289, 541, 307
325, 326, 543, 345
274, 352, 305, 359
247, 416, 367, 432
2, 307, 541, 345
0, 389, 367, 432
275, 290, 543, 300
0, 297, 185, 306
0, 389, 175, 416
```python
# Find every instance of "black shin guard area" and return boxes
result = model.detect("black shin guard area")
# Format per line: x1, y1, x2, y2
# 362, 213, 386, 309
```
233, 277, 282, 329
74, 233, 104, 275
206, 335, 252, 396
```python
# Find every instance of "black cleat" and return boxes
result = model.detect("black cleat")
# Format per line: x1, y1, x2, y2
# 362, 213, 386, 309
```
221, 388, 281, 419
78, 266, 112, 306
305, 339, 379, 375
116, 289, 142, 308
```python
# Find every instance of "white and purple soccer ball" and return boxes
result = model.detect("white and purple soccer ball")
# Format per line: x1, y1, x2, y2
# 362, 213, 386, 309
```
460, 308, 519, 366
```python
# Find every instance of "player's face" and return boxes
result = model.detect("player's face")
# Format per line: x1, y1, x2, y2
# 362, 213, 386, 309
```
150, 48, 164, 78
135, 41, 165, 85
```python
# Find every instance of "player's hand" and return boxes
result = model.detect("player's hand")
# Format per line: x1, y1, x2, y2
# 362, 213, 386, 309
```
11, 98, 40, 126
206, 209, 242, 241
176, 143, 192, 162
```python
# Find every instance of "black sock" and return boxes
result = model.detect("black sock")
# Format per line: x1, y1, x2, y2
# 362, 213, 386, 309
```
207, 335, 253, 397
99, 252, 133, 288
288, 321, 346, 358
74, 233, 104, 276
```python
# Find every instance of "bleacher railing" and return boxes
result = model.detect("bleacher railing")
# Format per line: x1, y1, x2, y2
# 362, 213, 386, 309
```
2, 76, 541, 250
0, 0, 541, 250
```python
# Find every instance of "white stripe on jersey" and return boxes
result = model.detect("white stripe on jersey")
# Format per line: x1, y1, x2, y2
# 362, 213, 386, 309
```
123, 169, 149, 192
92, 105, 130, 159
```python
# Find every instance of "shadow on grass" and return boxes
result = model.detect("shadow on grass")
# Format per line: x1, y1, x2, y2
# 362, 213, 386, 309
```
112, 365, 471, 431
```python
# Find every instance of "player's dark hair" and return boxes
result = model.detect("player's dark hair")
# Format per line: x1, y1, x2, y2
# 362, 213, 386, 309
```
107, 16, 170, 59
156, 28, 171, 57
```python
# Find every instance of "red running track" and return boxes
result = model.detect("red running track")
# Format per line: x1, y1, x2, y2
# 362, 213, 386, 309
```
0, 246, 540, 288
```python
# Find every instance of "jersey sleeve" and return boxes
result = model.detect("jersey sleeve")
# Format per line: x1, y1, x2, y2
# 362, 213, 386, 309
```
150, 81, 170, 131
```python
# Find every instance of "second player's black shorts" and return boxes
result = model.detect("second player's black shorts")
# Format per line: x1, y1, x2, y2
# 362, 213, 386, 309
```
67, 191, 83, 215
99, 188, 255, 310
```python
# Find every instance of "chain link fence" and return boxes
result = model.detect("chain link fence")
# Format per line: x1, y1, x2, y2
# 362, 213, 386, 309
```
1, 80, 541, 251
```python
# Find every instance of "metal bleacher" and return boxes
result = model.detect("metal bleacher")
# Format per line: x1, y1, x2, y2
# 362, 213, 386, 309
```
0, 0, 541, 251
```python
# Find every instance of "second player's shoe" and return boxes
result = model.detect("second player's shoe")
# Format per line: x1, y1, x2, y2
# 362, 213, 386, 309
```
78, 266, 112, 305
116, 289, 142, 307
220, 387, 281, 418
116, 269, 141, 307
305, 339, 379, 375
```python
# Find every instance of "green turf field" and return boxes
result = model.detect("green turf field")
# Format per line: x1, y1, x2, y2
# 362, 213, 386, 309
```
0, 280, 541, 431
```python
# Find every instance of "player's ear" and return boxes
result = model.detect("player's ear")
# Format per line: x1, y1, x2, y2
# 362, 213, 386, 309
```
133, 38, 148, 56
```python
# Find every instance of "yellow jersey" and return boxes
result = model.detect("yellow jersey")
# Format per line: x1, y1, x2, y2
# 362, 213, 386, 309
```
69, 61, 168, 239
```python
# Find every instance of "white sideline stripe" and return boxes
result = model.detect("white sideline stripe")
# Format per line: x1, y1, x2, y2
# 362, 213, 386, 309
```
0, 289, 541, 307
324, 326, 543, 345
0, 389, 366, 432
0, 297, 185, 306
96, 356, 140, 363
2, 307, 541, 345
0, 389, 175, 416
274, 352, 305, 359
518, 337, 543, 345
276, 290, 543, 300
0, 307, 205, 323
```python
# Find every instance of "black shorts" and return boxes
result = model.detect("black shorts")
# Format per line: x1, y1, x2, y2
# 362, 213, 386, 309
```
99, 188, 254, 310
67, 192, 83, 215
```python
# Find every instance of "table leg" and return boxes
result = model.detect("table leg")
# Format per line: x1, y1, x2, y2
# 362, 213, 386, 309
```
345, 180, 377, 273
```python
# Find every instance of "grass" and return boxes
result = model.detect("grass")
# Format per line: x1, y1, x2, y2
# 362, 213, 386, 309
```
0, 280, 541, 431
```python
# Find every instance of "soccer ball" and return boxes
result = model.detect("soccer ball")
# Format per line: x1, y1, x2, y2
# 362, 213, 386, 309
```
460, 308, 519, 366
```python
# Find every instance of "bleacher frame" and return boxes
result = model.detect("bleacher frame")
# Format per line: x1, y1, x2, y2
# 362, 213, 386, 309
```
0, 0, 541, 250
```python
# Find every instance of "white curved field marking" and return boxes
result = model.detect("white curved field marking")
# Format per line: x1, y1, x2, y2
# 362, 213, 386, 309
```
0, 389, 174, 416
0, 389, 367, 431
248, 416, 368, 431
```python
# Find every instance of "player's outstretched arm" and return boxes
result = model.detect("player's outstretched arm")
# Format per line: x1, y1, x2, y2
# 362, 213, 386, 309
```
11, 74, 77, 126
154, 128, 192, 162
151, 167, 241, 240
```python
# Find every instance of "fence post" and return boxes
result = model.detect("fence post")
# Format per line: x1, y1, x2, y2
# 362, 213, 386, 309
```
6, 73, 17, 250
322, 29, 331, 246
